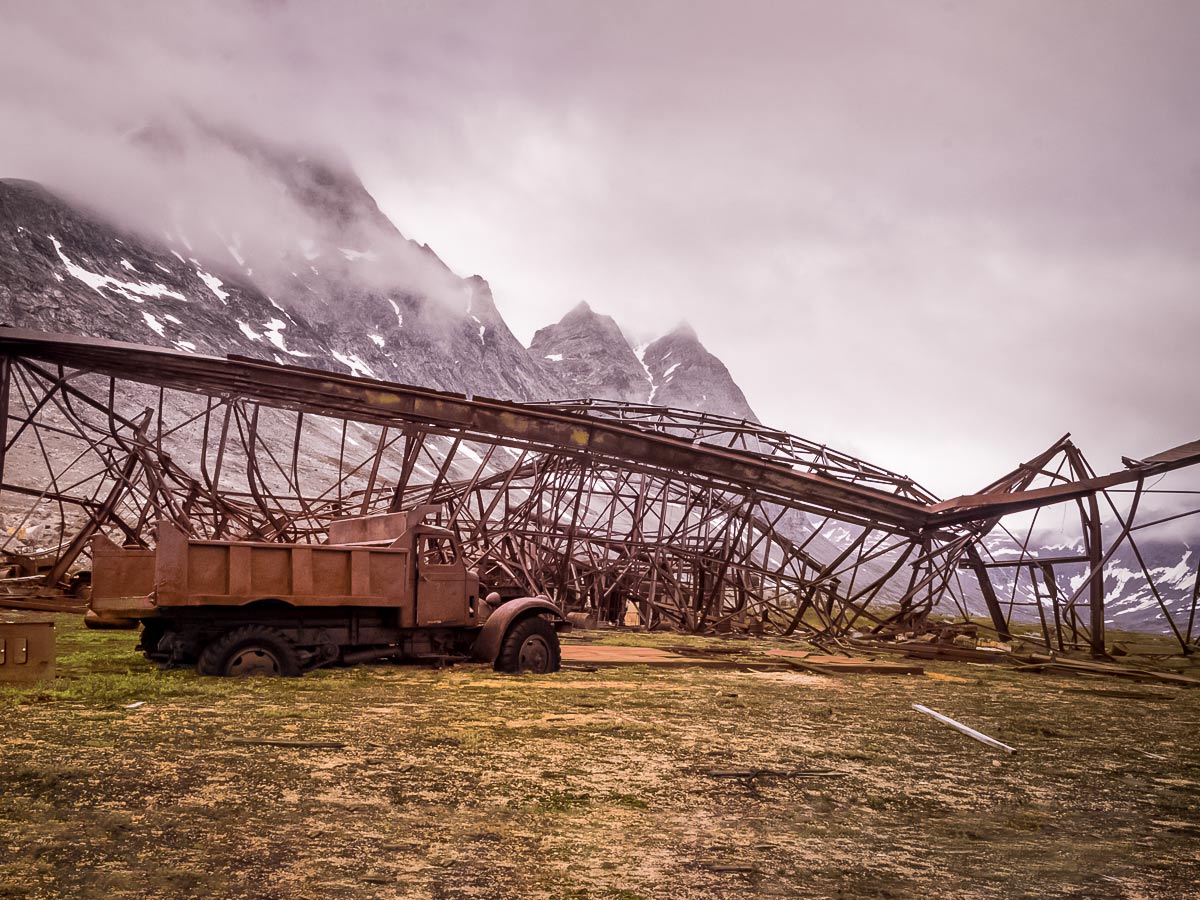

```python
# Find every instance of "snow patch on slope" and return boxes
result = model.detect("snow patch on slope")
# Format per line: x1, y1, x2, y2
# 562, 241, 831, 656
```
50, 236, 187, 303
262, 318, 289, 353
332, 350, 375, 379
386, 298, 404, 329
141, 312, 166, 337
197, 270, 230, 303
634, 343, 656, 403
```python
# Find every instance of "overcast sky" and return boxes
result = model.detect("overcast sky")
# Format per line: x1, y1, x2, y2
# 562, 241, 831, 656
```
3, 0, 1199, 498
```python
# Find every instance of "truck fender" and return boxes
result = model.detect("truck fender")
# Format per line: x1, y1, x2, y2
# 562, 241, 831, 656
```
472, 596, 565, 665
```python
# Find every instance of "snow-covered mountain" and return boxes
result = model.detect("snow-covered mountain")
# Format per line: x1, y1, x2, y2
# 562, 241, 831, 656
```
796, 514, 1198, 640
0, 131, 756, 420
971, 531, 1197, 637
0, 174, 565, 402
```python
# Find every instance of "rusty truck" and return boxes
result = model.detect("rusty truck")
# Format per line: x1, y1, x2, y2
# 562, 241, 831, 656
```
86, 506, 565, 677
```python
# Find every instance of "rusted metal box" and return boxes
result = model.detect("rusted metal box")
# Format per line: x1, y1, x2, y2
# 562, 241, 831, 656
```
0, 620, 55, 683
152, 523, 416, 618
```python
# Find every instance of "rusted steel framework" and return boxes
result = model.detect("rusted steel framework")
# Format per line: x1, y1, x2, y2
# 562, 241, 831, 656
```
2, 328, 1198, 653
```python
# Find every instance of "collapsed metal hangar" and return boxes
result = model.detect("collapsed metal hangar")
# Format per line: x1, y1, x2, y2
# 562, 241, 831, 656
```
1, 327, 1198, 654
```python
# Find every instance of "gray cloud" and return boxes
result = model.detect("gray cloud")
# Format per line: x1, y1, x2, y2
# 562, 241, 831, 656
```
1, 0, 1198, 501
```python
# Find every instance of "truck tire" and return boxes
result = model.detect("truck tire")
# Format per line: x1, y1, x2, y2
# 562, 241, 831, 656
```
138, 621, 167, 660
496, 616, 561, 674
197, 625, 302, 677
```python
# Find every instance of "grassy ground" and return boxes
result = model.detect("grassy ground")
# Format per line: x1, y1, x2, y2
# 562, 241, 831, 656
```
1, 617, 1198, 900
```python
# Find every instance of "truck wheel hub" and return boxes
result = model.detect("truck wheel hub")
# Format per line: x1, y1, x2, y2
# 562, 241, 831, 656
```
517, 635, 551, 673
226, 646, 283, 676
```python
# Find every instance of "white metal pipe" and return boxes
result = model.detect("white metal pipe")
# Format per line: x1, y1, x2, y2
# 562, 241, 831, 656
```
913, 703, 1018, 754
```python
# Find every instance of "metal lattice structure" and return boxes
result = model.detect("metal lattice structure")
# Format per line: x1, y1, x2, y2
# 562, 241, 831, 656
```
2, 328, 1199, 653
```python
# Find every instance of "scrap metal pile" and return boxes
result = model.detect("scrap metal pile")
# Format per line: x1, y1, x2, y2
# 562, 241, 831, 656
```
2, 328, 1199, 655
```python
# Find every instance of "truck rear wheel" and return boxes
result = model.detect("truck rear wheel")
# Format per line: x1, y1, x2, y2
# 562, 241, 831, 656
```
197, 625, 302, 677
496, 616, 561, 674
138, 621, 167, 660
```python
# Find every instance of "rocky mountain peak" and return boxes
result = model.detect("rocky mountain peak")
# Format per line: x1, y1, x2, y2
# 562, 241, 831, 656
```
527, 300, 758, 420
529, 301, 648, 402
561, 299, 596, 321
462, 275, 504, 323
640, 323, 758, 422
665, 320, 697, 341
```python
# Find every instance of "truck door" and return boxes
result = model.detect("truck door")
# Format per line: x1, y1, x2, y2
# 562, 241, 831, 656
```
415, 531, 469, 626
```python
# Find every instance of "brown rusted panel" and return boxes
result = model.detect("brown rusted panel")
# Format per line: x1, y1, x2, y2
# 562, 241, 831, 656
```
89, 534, 155, 613
311, 548, 351, 600
227, 545, 252, 596
416, 565, 469, 626
144, 521, 423, 611
349, 550, 370, 597
0, 621, 55, 683
155, 521, 190, 606
327, 510, 412, 544
291, 547, 314, 597
250, 547, 292, 596
187, 545, 230, 597
369, 551, 414, 626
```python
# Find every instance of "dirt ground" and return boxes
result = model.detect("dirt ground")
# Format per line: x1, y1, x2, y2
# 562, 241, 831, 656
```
1, 618, 1198, 900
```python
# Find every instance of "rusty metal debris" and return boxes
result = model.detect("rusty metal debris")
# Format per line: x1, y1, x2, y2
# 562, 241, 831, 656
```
0, 618, 55, 682
3, 327, 1200, 657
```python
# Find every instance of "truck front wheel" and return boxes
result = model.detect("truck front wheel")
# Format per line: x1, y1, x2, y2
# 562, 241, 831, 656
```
197, 625, 302, 677
496, 616, 561, 674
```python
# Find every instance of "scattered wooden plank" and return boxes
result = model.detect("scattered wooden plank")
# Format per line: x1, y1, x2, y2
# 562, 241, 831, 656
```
0, 597, 86, 613
912, 704, 1018, 754
668, 645, 748, 656
1018, 658, 1200, 688
782, 657, 924, 676
559, 645, 786, 671
848, 638, 1024, 665
894, 643, 1017, 664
